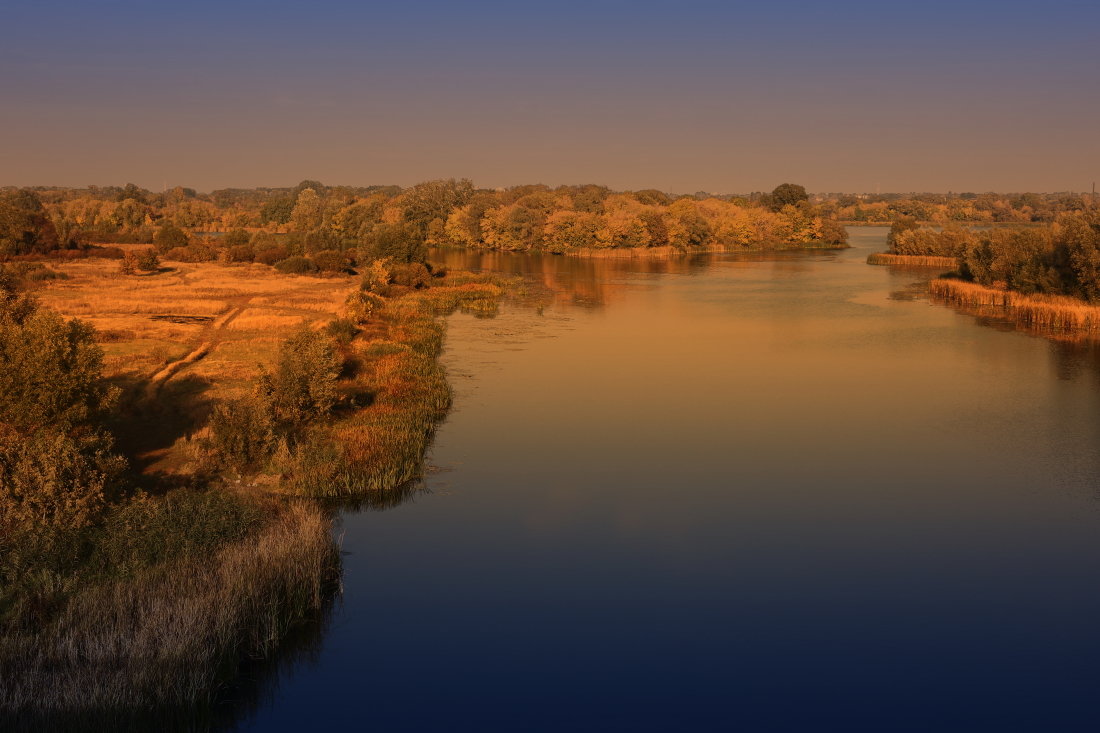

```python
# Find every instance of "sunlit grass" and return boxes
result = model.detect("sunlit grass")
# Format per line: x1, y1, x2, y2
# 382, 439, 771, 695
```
930, 278, 1100, 333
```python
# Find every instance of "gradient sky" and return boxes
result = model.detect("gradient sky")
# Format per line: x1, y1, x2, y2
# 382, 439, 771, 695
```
2, 0, 1098, 193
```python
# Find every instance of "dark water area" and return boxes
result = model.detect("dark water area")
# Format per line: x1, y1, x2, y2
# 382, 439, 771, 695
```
232, 229, 1100, 732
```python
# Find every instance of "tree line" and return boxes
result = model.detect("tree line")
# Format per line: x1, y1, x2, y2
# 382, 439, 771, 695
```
1, 180, 848, 264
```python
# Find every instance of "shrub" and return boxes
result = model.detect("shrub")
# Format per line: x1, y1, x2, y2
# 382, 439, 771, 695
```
0, 427, 126, 532
227, 244, 255, 263
0, 297, 117, 431
389, 261, 431, 288
255, 245, 289, 266
206, 394, 277, 474
311, 249, 348, 273
153, 224, 188, 253
274, 256, 319, 275
118, 252, 137, 275
222, 229, 251, 248
345, 290, 386, 323
135, 248, 159, 271
360, 258, 392, 294
326, 317, 359, 346
264, 326, 342, 423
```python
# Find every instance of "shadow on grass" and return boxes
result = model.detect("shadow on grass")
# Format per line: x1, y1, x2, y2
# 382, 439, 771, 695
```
106, 372, 214, 488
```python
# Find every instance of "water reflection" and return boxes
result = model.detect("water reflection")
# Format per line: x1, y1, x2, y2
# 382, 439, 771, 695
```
230, 229, 1100, 733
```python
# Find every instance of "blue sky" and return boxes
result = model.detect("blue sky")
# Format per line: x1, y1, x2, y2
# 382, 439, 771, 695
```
2, 0, 1097, 192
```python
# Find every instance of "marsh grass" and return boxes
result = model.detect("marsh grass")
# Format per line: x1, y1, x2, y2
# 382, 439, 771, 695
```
867, 253, 960, 268
281, 278, 504, 497
930, 278, 1100, 334
0, 497, 338, 731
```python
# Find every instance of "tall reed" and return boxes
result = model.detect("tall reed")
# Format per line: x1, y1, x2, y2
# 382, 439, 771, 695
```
0, 501, 339, 731
867, 253, 959, 268
930, 278, 1100, 333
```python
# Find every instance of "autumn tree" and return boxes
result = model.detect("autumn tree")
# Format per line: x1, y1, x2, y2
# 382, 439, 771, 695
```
0, 190, 60, 256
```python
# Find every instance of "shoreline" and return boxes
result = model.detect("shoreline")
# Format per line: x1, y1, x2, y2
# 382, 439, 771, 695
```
929, 278, 1100, 336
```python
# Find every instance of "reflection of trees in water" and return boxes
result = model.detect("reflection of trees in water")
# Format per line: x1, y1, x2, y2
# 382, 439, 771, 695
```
431, 247, 742, 310
1048, 339, 1100, 385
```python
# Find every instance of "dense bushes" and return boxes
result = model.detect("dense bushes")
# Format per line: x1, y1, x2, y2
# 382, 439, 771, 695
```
207, 326, 343, 472
274, 256, 319, 275
893, 212, 1100, 301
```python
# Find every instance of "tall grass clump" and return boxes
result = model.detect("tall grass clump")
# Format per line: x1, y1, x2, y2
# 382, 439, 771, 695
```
866, 252, 959, 268
0, 499, 338, 731
930, 278, 1100, 334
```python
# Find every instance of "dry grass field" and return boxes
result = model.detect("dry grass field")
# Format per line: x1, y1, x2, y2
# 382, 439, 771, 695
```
34, 259, 358, 473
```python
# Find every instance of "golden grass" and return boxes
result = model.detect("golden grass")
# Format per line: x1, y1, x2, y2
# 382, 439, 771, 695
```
867, 253, 959, 268
225, 310, 308, 331
0, 501, 337, 729
930, 278, 1100, 333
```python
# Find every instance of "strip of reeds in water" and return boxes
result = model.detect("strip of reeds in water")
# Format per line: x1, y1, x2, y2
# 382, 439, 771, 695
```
867, 252, 959, 268
929, 278, 1100, 334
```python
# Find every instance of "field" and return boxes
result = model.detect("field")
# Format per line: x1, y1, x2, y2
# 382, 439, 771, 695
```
34, 257, 357, 474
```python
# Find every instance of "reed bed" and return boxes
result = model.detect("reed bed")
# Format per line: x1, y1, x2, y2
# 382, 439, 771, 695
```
867, 252, 959, 268
930, 278, 1100, 334
0, 501, 339, 731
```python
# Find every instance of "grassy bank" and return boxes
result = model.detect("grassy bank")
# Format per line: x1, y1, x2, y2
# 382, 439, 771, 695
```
1, 256, 506, 727
1, 499, 337, 732
930, 278, 1100, 335
279, 277, 506, 497
866, 253, 960, 268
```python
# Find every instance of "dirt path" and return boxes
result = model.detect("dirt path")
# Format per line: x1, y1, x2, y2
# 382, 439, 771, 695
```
144, 298, 251, 398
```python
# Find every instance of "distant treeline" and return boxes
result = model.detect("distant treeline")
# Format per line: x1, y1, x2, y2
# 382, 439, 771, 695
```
820, 191, 1095, 224
0, 180, 848, 261
885, 213, 1100, 302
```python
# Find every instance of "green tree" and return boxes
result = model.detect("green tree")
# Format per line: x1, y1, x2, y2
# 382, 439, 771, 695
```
767, 183, 809, 212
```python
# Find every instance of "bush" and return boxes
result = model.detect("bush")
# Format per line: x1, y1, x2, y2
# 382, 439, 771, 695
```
311, 249, 348, 273
0, 427, 126, 532
274, 256, 319, 275
389, 261, 431, 288
136, 248, 160, 271
118, 251, 137, 275
222, 229, 251, 248
153, 224, 189, 253
0, 296, 117, 431
227, 244, 255, 263
326, 317, 359, 346
255, 245, 289, 266
345, 290, 386, 323
263, 326, 342, 423
162, 243, 216, 263
206, 395, 277, 474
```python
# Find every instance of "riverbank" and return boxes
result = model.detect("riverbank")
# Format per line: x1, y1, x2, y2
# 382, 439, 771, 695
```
0, 258, 508, 729
930, 278, 1100, 335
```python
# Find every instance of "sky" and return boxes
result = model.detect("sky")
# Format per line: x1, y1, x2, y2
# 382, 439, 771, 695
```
1, 0, 1098, 194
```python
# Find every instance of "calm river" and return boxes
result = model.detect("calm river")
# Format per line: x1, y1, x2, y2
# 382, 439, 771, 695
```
233, 228, 1100, 732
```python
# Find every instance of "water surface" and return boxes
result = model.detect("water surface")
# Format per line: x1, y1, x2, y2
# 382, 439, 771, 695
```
235, 229, 1100, 732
